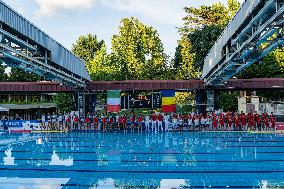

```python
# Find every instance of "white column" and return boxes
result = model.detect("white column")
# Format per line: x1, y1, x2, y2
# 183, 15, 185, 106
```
251, 95, 260, 113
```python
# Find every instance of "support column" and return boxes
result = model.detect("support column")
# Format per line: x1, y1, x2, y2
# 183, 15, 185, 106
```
151, 91, 154, 109
75, 91, 85, 115
206, 90, 215, 112
91, 92, 97, 112
195, 90, 206, 113
226, 45, 229, 59
201, 90, 221, 112
214, 90, 220, 111
44, 49, 48, 64
251, 95, 260, 113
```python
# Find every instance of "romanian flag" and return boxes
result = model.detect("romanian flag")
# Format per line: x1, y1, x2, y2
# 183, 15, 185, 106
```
107, 90, 121, 112
162, 90, 176, 113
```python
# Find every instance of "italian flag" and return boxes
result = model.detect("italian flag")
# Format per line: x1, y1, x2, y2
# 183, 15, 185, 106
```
107, 90, 121, 112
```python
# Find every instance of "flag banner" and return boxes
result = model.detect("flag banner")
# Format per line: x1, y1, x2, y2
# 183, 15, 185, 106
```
162, 105, 176, 113
107, 90, 121, 99
107, 105, 121, 113
107, 98, 121, 105
162, 97, 176, 106
162, 90, 175, 97
107, 90, 121, 112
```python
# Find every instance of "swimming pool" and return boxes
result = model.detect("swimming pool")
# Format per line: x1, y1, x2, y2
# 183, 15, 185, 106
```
0, 132, 283, 188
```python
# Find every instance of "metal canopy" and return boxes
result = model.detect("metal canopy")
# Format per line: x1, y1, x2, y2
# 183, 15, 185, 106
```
0, 0, 91, 87
202, 0, 284, 86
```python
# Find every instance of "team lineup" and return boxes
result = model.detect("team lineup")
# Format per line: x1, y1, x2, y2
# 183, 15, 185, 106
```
40, 111, 277, 132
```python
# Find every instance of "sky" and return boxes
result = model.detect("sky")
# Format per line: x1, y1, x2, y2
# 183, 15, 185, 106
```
2, 0, 242, 57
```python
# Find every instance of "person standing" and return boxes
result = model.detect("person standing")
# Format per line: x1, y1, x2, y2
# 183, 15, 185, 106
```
188, 114, 193, 131
145, 114, 150, 132
130, 113, 136, 133
263, 115, 269, 131
51, 112, 57, 130
227, 113, 233, 131
212, 114, 218, 131
200, 115, 207, 131
255, 113, 262, 131
172, 113, 178, 130
73, 115, 79, 131
219, 114, 225, 131
248, 111, 255, 131
115, 113, 120, 131
240, 112, 247, 131
137, 113, 143, 133
41, 114, 46, 131
122, 114, 127, 132
80, 113, 85, 130
205, 113, 211, 131
85, 114, 91, 130
157, 113, 164, 132
101, 114, 107, 132
270, 112, 276, 130
234, 113, 240, 131
109, 114, 114, 131
164, 113, 170, 132
47, 113, 51, 130
58, 113, 63, 131
94, 114, 99, 131
65, 113, 71, 131
151, 113, 157, 132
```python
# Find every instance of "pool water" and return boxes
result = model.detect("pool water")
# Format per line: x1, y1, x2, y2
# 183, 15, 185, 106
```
0, 132, 284, 189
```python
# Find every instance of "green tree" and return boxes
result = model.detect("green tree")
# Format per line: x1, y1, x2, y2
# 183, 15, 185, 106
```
174, 37, 198, 79
89, 43, 122, 81
239, 48, 284, 78
111, 17, 168, 80
228, 0, 241, 17
179, 0, 240, 35
0, 66, 7, 81
53, 93, 74, 113
175, 0, 240, 76
188, 25, 224, 69
72, 34, 105, 72
220, 91, 239, 112
9, 67, 43, 82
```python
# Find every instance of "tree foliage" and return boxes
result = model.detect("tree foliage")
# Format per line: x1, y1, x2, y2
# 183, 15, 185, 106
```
239, 48, 284, 78
174, 37, 198, 79
9, 67, 43, 82
111, 17, 168, 80
0, 66, 7, 81
179, 0, 240, 35
53, 93, 74, 113
220, 91, 239, 112
175, 0, 240, 78
72, 34, 105, 72
89, 43, 122, 81
72, 17, 169, 81
188, 25, 224, 69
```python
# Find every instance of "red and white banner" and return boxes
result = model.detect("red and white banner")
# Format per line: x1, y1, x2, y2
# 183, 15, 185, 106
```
276, 122, 284, 130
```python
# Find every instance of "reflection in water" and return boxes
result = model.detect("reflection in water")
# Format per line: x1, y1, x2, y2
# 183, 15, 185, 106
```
3, 147, 16, 166
49, 150, 73, 166
0, 132, 283, 188
94, 178, 115, 189
0, 177, 70, 189
37, 137, 43, 145
160, 179, 186, 189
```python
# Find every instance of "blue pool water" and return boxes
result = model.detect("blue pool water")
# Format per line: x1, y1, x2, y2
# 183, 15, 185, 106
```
0, 132, 284, 188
